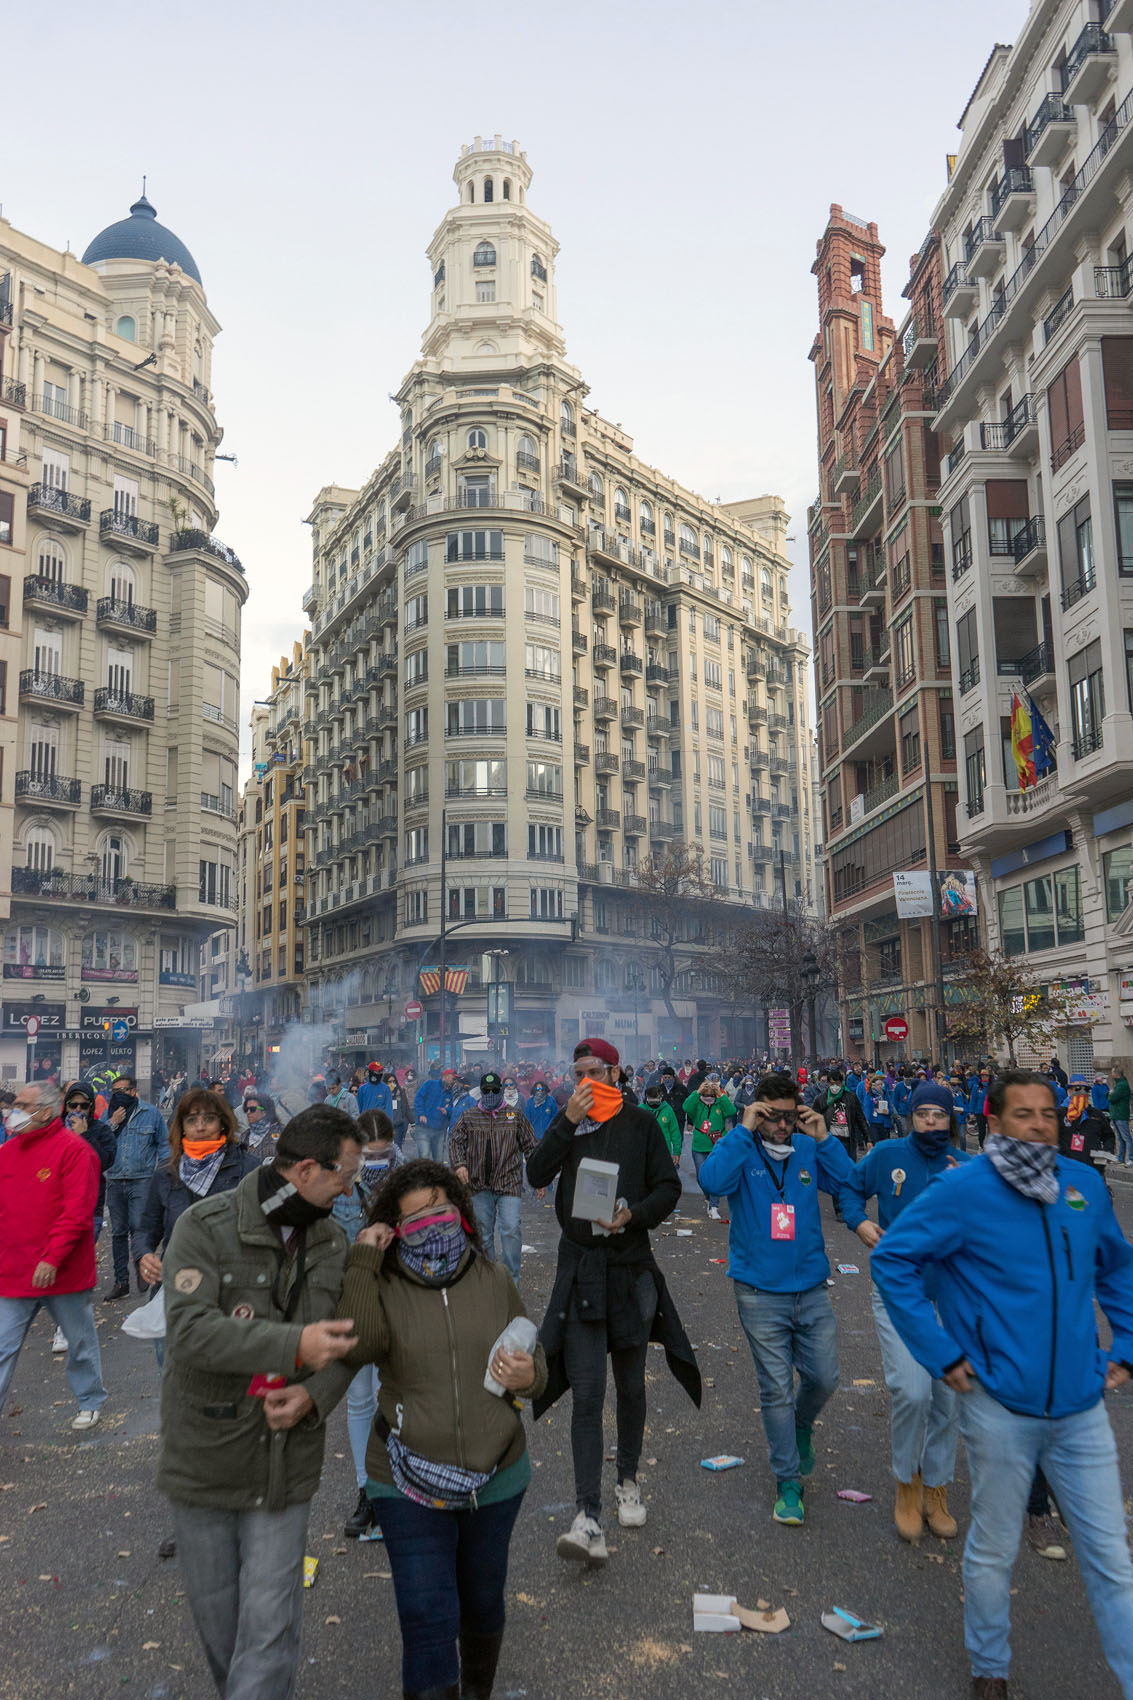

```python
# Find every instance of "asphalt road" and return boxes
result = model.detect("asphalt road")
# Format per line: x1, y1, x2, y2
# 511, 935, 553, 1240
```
3, 1153, 1132, 1700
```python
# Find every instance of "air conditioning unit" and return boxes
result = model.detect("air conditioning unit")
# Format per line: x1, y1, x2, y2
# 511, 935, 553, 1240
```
598, 863, 614, 884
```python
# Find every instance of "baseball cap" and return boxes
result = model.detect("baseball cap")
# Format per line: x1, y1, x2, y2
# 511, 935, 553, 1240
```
480, 1071, 503, 1094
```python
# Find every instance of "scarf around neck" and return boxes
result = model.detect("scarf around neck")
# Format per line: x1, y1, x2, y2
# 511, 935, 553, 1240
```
985, 1131, 1060, 1205
180, 1146, 227, 1197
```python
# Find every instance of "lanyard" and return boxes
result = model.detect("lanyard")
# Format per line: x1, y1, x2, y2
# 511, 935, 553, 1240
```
756, 1136, 791, 1199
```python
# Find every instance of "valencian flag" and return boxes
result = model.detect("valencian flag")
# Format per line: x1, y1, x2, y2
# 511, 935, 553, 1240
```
419, 967, 470, 997
1010, 691, 1056, 790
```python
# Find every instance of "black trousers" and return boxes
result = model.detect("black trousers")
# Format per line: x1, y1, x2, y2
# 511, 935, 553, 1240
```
561, 1276, 656, 1518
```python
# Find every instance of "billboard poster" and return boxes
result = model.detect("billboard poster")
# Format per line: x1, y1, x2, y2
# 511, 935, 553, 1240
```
893, 871, 935, 918
939, 870, 979, 918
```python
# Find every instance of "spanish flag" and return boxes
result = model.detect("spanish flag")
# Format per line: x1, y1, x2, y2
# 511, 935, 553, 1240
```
1010, 692, 1036, 790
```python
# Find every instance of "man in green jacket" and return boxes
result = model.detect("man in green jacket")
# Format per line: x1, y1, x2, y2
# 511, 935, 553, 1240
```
158, 1105, 363, 1700
684, 1076, 731, 1220
642, 1081, 682, 1163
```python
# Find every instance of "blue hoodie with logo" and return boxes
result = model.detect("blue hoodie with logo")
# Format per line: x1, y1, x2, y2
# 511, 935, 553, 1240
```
871, 1154, 1133, 1419
698, 1125, 856, 1293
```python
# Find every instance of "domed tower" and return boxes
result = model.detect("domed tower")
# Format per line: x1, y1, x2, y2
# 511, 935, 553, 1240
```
422, 136, 565, 368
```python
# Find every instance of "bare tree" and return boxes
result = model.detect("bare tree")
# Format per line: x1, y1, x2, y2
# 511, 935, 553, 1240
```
622, 842, 731, 1029
727, 903, 844, 1062
946, 948, 1090, 1065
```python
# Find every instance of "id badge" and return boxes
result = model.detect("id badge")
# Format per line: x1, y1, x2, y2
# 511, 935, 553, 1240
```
771, 1203, 796, 1241
1070, 1132, 1085, 1152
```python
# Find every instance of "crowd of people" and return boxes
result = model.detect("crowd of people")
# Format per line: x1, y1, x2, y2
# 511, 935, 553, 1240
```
0, 1041, 1131, 1700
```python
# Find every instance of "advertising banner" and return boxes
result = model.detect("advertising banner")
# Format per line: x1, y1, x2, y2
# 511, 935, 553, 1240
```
893, 871, 934, 918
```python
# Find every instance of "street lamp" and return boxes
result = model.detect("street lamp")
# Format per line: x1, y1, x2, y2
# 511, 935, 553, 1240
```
486, 949, 510, 1068
801, 950, 819, 1064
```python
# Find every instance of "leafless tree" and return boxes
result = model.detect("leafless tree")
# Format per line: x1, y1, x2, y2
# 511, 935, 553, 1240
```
946, 948, 1091, 1065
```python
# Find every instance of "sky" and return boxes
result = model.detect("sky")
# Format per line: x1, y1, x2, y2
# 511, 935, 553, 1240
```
5, 0, 1026, 769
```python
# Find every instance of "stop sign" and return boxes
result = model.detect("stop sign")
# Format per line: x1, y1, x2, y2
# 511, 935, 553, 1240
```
405, 999, 423, 1021
884, 1016, 909, 1043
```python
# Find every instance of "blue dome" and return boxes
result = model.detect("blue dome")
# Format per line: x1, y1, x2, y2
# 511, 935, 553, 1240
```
82, 195, 201, 285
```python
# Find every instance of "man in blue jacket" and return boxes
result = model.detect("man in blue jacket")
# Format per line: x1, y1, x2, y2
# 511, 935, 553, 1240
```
871, 1070, 1133, 1700
841, 1080, 968, 1543
102, 1075, 169, 1301
356, 1064, 392, 1117
699, 1070, 855, 1527
524, 1080, 559, 1140
412, 1066, 456, 1161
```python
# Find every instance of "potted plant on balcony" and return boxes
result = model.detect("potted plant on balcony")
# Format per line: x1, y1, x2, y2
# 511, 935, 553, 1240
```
116, 875, 137, 906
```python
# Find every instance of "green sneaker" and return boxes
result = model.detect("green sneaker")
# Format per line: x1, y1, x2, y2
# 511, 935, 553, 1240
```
795, 1425, 815, 1477
773, 1479, 805, 1525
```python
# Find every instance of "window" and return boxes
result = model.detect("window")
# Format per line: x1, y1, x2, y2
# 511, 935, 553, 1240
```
934, 599, 951, 668
0, 491, 13, 546
116, 316, 136, 341
4, 923, 66, 974
82, 928, 137, 980
405, 827, 429, 865
405, 765, 428, 803
1127, 628, 1133, 711
475, 280, 496, 304
446, 529, 503, 562
900, 706, 921, 772
446, 698, 505, 736
1068, 637, 1104, 757
466, 428, 488, 450
447, 583, 504, 619
710, 856, 728, 888
449, 639, 505, 676
446, 758, 506, 796
705, 706, 723, 739
939, 694, 956, 760
1048, 354, 1085, 469
1104, 844, 1133, 920
707, 754, 726, 788
949, 493, 972, 577
560, 400, 575, 435
964, 728, 986, 816
41, 448, 69, 492
1101, 337, 1133, 430
529, 823, 563, 860
708, 805, 727, 840
526, 701, 561, 740
461, 474, 494, 507
405, 538, 429, 578
704, 660, 722, 689
703, 613, 720, 641
524, 583, 559, 620
526, 760, 562, 798
531, 253, 547, 281
678, 522, 699, 558
1057, 494, 1094, 607
112, 474, 138, 518
23, 826, 55, 871
198, 858, 233, 907
405, 889, 429, 925
405, 706, 428, 747
406, 591, 428, 631
530, 886, 564, 920
956, 608, 979, 693
36, 537, 66, 584
998, 885, 1026, 956
447, 820, 505, 858
524, 642, 560, 681
884, 439, 905, 505
986, 479, 1029, 555
0, 575, 8, 627
1055, 865, 1083, 944
894, 616, 915, 687
473, 243, 496, 268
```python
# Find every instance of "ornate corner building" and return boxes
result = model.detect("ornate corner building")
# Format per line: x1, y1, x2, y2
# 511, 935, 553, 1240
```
296, 138, 816, 1066
0, 194, 246, 1087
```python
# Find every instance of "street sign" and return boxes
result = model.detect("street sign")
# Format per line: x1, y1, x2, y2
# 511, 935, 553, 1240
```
884, 1016, 909, 1043
405, 999, 423, 1021
24, 1016, 39, 1039
111, 1019, 130, 1043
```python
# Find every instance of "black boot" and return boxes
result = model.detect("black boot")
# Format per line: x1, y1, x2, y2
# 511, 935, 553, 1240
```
403, 1689, 460, 1700
344, 1487, 374, 1539
459, 1629, 504, 1699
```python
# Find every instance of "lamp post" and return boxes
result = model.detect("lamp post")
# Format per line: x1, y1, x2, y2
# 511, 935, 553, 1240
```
801, 949, 818, 1064
626, 962, 644, 1057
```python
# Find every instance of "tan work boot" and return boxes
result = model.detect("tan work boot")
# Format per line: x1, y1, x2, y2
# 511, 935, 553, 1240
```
895, 1473, 924, 1542
922, 1481, 958, 1539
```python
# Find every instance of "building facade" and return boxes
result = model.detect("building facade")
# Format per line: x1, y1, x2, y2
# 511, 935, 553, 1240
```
932, 1, 1133, 1064
809, 207, 974, 1062
299, 139, 815, 1066
0, 196, 246, 1088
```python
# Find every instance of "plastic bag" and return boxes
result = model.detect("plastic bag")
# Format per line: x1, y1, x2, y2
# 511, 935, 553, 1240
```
121, 1285, 166, 1340
483, 1316, 537, 1396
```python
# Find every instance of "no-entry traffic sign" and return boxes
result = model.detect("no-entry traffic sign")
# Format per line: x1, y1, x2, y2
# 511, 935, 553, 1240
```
405, 999, 423, 1021
884, 1016, 909, 1043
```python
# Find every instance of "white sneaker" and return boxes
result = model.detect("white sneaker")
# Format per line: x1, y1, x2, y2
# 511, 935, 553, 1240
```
71, 1409, 100, 1431
556, 1510, 608, 1566
615, 1479, 647, 1527
707, 1205, 721, 1221
51, 1327, 67, 1354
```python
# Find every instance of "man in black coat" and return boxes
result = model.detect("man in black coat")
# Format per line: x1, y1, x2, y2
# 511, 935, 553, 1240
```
528, 1037, 700, 1570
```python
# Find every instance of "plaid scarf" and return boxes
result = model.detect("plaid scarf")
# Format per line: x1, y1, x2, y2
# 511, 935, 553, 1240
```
984, 1132, 1059, 1205
179, 1147, 226, 1197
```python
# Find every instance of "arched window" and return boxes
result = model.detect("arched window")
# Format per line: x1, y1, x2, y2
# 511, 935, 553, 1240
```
36, 537, 66, 583
4, 922, 65, 972
702, 533, 713, 559
614, 487, 630, 523
639, 499, 654, 534
467, 182, 475, 203
107, 559, 136, 605
467, 428, 488, 450
761, 567, 773, 598
116, 315, 136, 341
484, 177, 494, 203
425, 438, 443, 475
587, 472, 604, 501
531, 253, 547, 281
23, 823, 56, 872
560, 399, 574, 434
678, 522, 698, 556
721, 545, 733, 572
740, 554, 754, 582
502, 179, 512, 201
475, 341, 497, 356
473, 242, 496, 267
82, 928, 137, 980
663, 512, 675, 541
98, 831, 127, 885
516, 433, 538, 470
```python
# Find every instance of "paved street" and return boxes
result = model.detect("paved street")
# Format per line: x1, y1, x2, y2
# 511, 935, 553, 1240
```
2, 1156, 1132, 1700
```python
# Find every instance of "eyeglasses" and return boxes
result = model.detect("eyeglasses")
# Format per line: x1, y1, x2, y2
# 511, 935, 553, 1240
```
761, 1111, 799, 1127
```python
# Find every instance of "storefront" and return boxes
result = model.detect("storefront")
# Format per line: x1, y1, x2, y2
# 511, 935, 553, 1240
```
0, 1001, 65, 1084
77, 1007, 139, 1079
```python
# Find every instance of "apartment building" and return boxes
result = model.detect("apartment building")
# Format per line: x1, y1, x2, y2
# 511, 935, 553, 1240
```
933, 0, 1133, 1063
809, 208, 974, 1061
300, 138, 815, 1064
0, 195, 246, 1087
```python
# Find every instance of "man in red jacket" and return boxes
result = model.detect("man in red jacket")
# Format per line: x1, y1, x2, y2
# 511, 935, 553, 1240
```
0, 1081, 107, 1430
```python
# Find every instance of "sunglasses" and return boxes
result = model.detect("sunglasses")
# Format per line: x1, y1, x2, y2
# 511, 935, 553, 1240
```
65, 1101, 87, 1111
245, 1104, 262, 1113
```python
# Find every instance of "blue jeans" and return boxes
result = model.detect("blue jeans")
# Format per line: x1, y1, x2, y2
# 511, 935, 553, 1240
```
106, 1176, 151, 1286
871, 1283, 958, 1486
0, 1291, 108, 1415
692, 1148, 720, 1209
376, 1489, 525, 1692
1114, 1118, 1132, 1163
415, 1125, 449, 1163
171, 1499, 310, 1700
960, 1383, 1133, 1691
735, 1280, 839, 1481
472, 1191, 522, 1282
347, 1362, 380, 1488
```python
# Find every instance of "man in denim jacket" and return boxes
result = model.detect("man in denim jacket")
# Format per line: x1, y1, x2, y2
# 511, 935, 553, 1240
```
102, 1074, 169, 1301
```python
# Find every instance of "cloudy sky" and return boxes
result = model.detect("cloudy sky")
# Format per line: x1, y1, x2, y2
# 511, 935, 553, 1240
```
7, 0, 1024, 765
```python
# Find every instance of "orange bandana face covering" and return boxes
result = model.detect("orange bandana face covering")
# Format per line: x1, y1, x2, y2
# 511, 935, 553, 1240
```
1067, 1093, 1088, 1123
584, 1079, 625, 1123
182, 1135, 227, 1160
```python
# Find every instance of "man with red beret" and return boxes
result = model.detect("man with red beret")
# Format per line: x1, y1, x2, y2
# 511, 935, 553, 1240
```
528, 1038, 701, 1568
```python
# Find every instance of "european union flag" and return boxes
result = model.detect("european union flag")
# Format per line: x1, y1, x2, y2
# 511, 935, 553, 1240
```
1027, 691, 1056, 777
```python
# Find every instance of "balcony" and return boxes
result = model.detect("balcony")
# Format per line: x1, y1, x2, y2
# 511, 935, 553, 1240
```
15, 771, 81, 808
1018, 639, 1055, 692
649, 820, 677, 840
595, 752, 620, 775
842, 690, 894, 757
750, 749, 770, 771
748, 701, 768, 724
624, 759, 646, 781
591, 585, 615, 613
20, 670, 84, 709
555, 460, 588, 500
574, 743, 590, 764
593, 642, 617, 668
946, 439, 967, 477
2, 377, 26, 409
573, 685, 589, 710
621, 705, 644, 728
572, 573, 587, 601
833, 454, 860, 495
959, 658, 981, 694
753, 796, 772, 813
596, 807, 620, 829
646, 714, 671, 738
100, 509, 159, 551
12, 866, 175, 908
850, 466, 883, 538
104, 420, 156, 457
619, 652, 643, 675
1013, 514, 1047, 578
864, 638, 891, 683
96, 596, 157, 637
593, 695, 617, 720
645, 662, 670, 685
648, 765, 673, 788
391, 472, 417, 512
942, 260, 978, 318
1061, 567, 1097, 610
624, 813, 647, 835
1096, 256, 1133, 299
990, 167, 1035, 234
1026, 93, 1076, 167
90, 784, 152, 817
902, 314, 938, 370
22, 575, 88, 618
1061, 23, 1116, 104
965, 216, 1005, 281
27, 484, 91, 528
1044, 286, 1075, 345
378, 591, 398, 626
169, 530, 245, 574
645, 607, 667, 635
93, 686, 155, 723
979, 393, 1038, 455
1072, 725, 1104, 760
618, 596, 642, 626
751, 844, 774, 863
